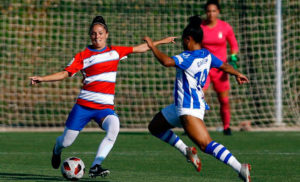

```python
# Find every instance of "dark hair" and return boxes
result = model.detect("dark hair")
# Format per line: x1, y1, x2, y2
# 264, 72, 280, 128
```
182, 15, 203, 43
89, 16, 108, 35
204, 0, 220, 11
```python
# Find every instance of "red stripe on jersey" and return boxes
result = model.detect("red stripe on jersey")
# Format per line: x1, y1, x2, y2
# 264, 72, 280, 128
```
83, 81, 115, 95
84, 60, 119, 77
77, 99, 115, 110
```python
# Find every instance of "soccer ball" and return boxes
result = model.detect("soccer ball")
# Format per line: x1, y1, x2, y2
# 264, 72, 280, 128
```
61, 157, 85, 180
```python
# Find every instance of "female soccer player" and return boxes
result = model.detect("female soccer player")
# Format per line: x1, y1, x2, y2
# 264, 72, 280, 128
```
144, 15, 251, 182
201, 0, 240, 135
30, 16, 176, 178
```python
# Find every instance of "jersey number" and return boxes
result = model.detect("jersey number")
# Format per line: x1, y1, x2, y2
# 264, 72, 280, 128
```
194, 69, 208, 88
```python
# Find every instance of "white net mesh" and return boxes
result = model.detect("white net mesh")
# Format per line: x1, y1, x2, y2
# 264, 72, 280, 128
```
0, 0, 299, 129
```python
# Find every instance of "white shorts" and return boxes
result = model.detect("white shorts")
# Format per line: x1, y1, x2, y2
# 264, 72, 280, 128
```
161, 104, 205, 128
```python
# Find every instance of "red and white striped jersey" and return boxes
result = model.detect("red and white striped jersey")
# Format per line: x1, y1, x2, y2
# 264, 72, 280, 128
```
65, 45, 133, 110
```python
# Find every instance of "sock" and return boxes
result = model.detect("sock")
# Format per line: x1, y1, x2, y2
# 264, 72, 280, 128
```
154, 130, 187, 156
91, 115, 120, 167
219, 97, 230, 130
54, 127, 79, 155
205, 141, 241, 173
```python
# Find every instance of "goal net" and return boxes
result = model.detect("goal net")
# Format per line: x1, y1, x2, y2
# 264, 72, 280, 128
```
0, 0, 299, 130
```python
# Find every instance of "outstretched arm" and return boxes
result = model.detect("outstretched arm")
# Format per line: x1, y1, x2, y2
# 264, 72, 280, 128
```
227, 25, 239, 69
219, 63, 249, 85
29, 71, 69, 85
143, 36, 176, 67
132, 36, 177, 53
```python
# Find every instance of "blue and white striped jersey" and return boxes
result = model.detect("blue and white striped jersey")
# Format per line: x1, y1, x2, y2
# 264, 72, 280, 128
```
172, 48, 223, 109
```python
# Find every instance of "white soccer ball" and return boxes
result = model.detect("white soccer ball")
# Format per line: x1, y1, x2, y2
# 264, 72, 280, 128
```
61, 157, 85, 180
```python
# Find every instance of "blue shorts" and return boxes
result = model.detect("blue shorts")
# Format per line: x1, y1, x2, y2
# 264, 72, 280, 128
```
65, 104, 116, 131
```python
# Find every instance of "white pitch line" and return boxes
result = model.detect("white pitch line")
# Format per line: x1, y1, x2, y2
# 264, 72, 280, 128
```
0, 151, 299, 155
235, 152, 300, 155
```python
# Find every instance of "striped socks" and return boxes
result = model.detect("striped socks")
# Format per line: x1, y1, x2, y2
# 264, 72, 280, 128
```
205, 141, 241, 173
155, 130, 187, 156
154, 132, 242, 173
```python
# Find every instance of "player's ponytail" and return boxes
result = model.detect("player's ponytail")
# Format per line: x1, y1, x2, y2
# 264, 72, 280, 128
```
182, 15, 203, 44
188, 15, 203, 29
89, 16, 108, 35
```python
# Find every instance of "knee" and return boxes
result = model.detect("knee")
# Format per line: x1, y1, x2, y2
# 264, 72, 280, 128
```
59, 129, 79, 148
104, 115, 120, 141
148, 113, 161, 136
219, 97, 229, 105
109, 116, 120, 134
148, 120, 155, 135
60, 135, 76, 148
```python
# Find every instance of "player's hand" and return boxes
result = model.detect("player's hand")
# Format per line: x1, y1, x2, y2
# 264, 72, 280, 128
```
161, 36, 177, 44
235, 73, 249, 85
229, 54, 238, 69
29, 76, 43, 85
143, 36, 154, 48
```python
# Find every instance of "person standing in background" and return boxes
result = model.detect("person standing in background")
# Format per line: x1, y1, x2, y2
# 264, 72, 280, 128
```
201, 0, 239, 135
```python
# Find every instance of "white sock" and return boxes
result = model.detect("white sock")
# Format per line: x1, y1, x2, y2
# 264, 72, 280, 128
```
228, 156, 242, 173
174, 139, 188, 156
154, 130, 187, 156
91, 115, 120, 167
54, 127, 79, 155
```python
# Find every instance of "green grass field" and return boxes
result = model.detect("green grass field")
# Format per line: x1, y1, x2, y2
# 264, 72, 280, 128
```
0, 131, 300, 182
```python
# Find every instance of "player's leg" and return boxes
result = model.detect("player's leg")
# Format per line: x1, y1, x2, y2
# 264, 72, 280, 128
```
148, 105, 187, 156
180, 115, 250, 180
180, 115, 212, 151
148, 104, 201, 172
217, 90, 231, 135
92, 114, 119, 166
90, 112, 119, 177
54, 128, 80, 154
212, 70, 231, 135
52, 128, 80, 169
52, 104, 91, 169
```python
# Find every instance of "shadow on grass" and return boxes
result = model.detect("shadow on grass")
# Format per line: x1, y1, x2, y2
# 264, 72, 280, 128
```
0, 172, 110, 181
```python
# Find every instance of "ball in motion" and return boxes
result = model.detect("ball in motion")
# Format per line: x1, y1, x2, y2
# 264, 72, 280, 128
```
61, 157, 85, 180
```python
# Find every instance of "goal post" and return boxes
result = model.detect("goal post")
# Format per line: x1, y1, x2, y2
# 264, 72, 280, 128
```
275, 0, 283, 126
0, 0, 299, 130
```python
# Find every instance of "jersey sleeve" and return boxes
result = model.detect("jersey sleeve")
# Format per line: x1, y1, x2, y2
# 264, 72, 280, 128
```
172, 52, 193, 70
111, 46, 133, 61
226, 23, 239, 53
64, 52, 83, 77
210, 54, 223, 68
